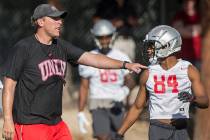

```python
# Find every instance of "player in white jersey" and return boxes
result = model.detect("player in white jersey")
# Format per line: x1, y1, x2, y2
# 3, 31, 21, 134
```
78, 20, 135, 140
113, 25, 209, 140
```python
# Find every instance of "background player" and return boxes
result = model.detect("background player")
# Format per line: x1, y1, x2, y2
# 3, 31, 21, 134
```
78, 19, 135, 140
114, 25, 209, 140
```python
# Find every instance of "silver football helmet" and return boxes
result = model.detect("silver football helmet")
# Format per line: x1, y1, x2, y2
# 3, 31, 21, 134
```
143, 25, 182, 64
91, 19, 117, 49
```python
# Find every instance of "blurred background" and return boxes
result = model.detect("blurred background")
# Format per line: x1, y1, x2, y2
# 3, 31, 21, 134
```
0, 0, 182, 73
0, 0, 210, 140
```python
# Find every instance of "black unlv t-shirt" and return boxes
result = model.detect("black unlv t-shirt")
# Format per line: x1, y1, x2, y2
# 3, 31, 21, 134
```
5, 35, 84, 125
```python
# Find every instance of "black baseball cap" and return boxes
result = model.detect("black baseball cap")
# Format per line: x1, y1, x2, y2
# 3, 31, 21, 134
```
31, 4, 67, 20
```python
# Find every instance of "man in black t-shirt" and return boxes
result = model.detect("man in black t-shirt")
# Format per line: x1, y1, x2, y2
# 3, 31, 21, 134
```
2, 4, 147, 140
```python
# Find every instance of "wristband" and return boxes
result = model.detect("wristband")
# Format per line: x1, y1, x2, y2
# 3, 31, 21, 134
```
122, 61, 129, 69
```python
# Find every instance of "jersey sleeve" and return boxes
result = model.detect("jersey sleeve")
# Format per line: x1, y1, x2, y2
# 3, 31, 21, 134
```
78, 64, 93, 78
3, 41, 28, 81
59, 39, 85, 63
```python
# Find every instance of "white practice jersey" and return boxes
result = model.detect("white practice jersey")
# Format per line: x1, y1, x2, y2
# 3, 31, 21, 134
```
79, 49, 131, 101
146, 59, 192, 119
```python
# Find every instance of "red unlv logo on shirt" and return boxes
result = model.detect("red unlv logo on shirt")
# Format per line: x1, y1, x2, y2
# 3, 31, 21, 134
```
38, 59, 66, 81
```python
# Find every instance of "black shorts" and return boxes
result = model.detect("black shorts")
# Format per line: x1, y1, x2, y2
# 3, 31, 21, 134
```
90, 103, 125, 138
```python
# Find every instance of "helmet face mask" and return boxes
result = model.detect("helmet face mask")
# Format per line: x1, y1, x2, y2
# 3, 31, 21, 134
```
95, 34, 113, 48
142, 40, 158, 65
142, 25, 182, 65
91, 20, 116, 51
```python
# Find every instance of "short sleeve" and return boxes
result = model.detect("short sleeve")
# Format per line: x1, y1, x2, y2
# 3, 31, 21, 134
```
4, 41, 28, 81
59, 39, 85, 63
78, 64, 93, 78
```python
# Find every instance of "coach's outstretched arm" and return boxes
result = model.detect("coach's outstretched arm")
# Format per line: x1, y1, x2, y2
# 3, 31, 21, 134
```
77, 52, 148, 73
2, 77, 17, 140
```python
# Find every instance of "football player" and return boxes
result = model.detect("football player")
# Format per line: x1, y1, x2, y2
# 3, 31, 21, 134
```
78, 19, 135, 140
114, 25, 208, 140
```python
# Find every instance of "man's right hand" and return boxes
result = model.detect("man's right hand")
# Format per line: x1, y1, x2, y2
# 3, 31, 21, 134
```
125, 63, 148, 74
77, 112, 89, 134
2, 119, 15, 140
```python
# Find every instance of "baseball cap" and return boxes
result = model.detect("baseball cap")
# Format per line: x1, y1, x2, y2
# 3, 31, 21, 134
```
31, 4, 67, 21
